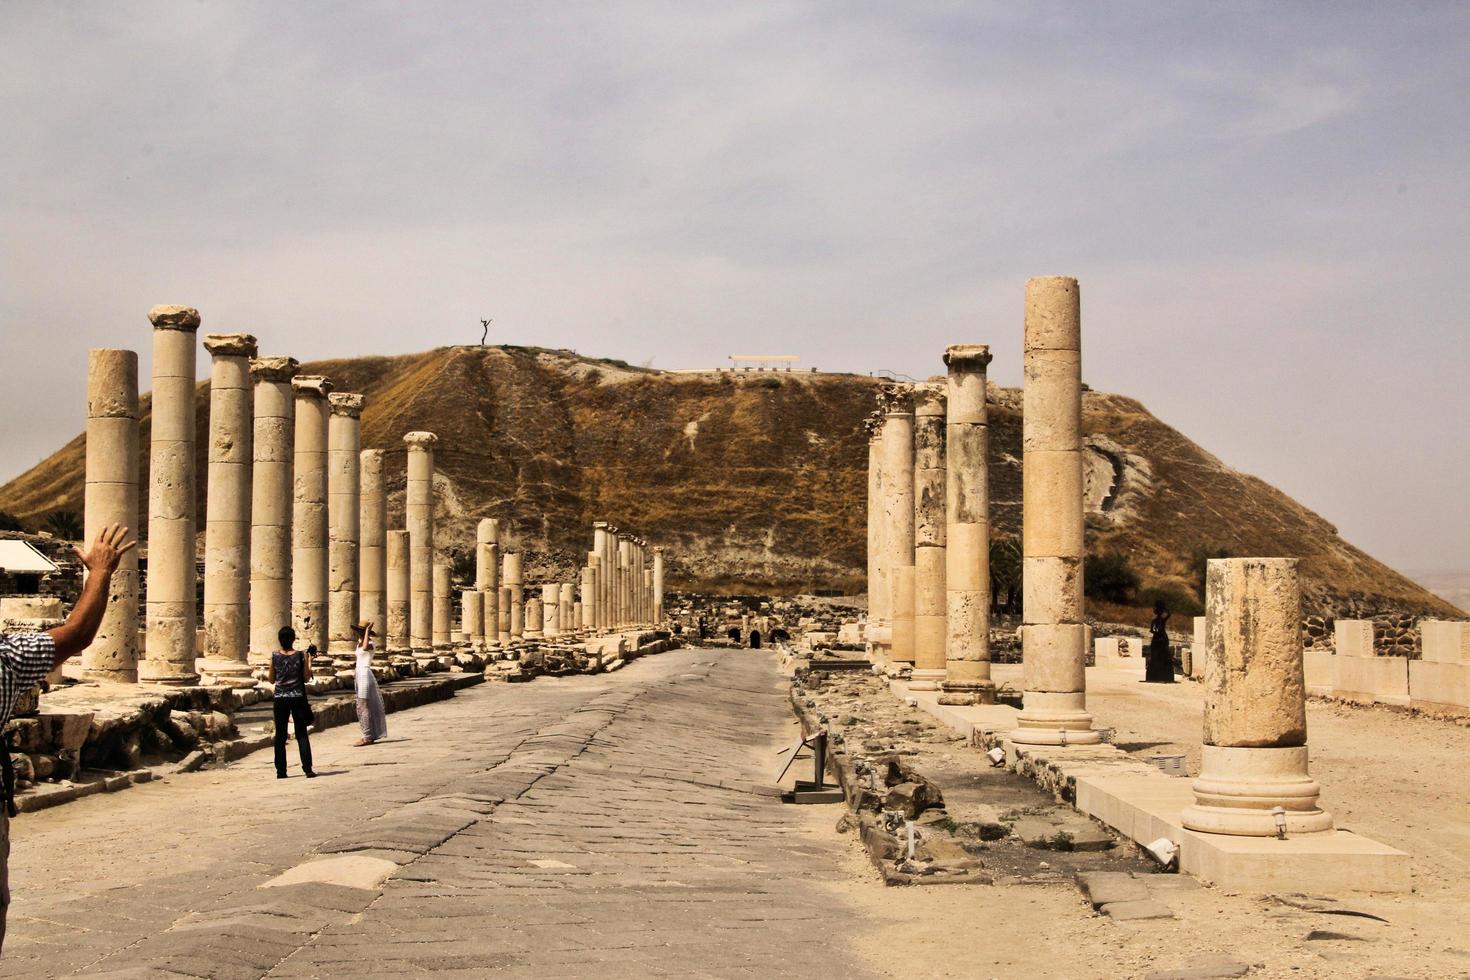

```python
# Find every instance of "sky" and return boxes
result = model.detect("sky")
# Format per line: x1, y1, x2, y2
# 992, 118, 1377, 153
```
1, 1, 1466, 573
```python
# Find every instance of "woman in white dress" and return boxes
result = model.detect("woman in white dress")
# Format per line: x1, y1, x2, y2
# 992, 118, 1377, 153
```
351, 621, 388, 746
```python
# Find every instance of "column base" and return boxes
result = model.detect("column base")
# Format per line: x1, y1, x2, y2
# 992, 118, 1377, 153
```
908, 668, 946, 691
137, 663, 201, 686
938, 678, 996, 705
199, 659, 258, 688
81, 668, 138, 685
1182, 745, 1334, 836
1011, 691, 1100, 745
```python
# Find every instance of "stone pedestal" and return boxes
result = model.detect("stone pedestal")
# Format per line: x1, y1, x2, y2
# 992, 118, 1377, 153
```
291, 375, 333, 655
432, 562, 451, 648
140, 305, 201, 686
248, 356, 298, 665
653, 547, 665, 623
359, 449, 387, 648
475, 519, 500, 648
462, 590, 483, 650
883, 387, 916, 666
1182, 558, 1333, 836
200, 333, 258, 683
386, 530, 411, 652
941, 345, 995, 703
1013, 277, 1098, 745
911, 386, 947, 691
327, 393, 364, 653
83, 348, 141, 683
403, 431, 437, 655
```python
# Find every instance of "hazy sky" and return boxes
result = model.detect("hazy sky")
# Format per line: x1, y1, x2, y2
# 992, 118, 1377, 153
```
2, 2, 1466, 573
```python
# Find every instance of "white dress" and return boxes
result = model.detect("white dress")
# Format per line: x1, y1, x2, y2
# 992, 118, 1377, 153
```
355, 643, 388, 742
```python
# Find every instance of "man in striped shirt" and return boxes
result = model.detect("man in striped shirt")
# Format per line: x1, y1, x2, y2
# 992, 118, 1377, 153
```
0, 524, 134, 951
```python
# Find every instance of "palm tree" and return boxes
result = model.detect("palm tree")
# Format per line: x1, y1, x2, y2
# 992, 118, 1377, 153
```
44, 509, 83, 540
989, 535, 1023, 615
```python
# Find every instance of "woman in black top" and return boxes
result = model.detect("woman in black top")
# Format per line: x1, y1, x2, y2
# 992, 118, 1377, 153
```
1145, 602, 1174, 683
269, 626, 316, 778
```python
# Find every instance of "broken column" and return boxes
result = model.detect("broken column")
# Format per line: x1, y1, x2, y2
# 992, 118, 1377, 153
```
291, 375, 333, 655
248, 356, 298, 665
462, 589, 483, 650
910, 385, 947, 691
525, 595, 544, 640
386, 530, 411, 652
200, 333, 258, 683
327, 393, 365, 654
432, 562, 451, 648
542, 584, 561, 639
403, 431, 437, 655
560, 582, 576, 635
941, 345, 996, 704
1013, 277, 1099, 745
653, 547, 665, 623
504, 552, 524, 642
140, 305, 201, 686
581, 565, 596, 630
475, 519, 500, 648
498, 585, 512, 646
1181, 558, 1333, 836
883, 387, 917, 668
359, 449, 388, 645
82, 348, 141, 683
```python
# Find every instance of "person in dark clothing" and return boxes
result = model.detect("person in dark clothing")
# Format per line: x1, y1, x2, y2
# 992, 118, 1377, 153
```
269, 627, 316, 778
1145, 602, 1175, 683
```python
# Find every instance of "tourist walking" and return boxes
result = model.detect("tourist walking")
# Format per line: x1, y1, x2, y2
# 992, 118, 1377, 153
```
0, 524, 134, 952
1145, 601, 1175, 683
352, 621, 387, 746
270, 628, 316, 778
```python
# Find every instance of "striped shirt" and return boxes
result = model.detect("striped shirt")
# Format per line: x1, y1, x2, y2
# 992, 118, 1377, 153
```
0, 632, 55, 730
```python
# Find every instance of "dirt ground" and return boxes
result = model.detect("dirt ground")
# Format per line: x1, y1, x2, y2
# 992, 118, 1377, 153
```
787, 663, 1470, 980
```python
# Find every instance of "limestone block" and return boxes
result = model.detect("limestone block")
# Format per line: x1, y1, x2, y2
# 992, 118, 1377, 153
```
1334, 619, 1374, 658
1422, 620, 1470, 664
149, 375, 199, 441
942, 345, 990, 424
1021, 349, 1082, 452
1408, 660, 1469, 711
1021, 624, 1087, 692
1202, 558, 1306, 749
1023, 276, 1080, 351
87, 348, 140, 417
1021, 450, 1083, 558
84, 418, 139, 482
1021, 556, 1082, 625
945, 522, 988, 591
1333, 654, 1410, 707
945, 425, 988, 524
1303, 649, 1334, 697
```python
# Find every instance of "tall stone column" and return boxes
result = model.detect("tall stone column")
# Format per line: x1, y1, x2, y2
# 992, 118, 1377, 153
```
140, 305, 201, 686
461, 589, 483, 650
653, 547, 665, 623
504, 552, 524, 641
327, 393, 364, 653
476, 519, 500, 647
290, 375, 333, 655
587, 553, 602, 630
593, 523, 610, 630
560, 582, 575, 635
403, 431, 438, 654
200, 333, 258, 683
248, 356, 297, 665
941, 345, 996, 704
865, 422, 888, 661
581, 565, 596, 630
642, 568, 652, 626
1182, 559, 1333, 836
883, 387, 917, 667
432, 562, 451, 647
83, 349, 140, 682
498, 586, 513, 646
542, 584, 561, 638
1013, 276, 1098, 745
910, 386, 947, 691
619, 535, 632, 627
635, 541, 646, 624
386, 530, 411, 652
359, 449, 387, 646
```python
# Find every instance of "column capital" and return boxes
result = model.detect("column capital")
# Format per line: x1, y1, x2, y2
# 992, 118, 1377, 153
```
292, 375, 333, 398
204, 333, 258, 358
251, 356, 299, 383
653, 546, 664, 554
879, 383, 914, 416
148, 305, 201, 331
593, 520, 609, 530
328, 392, 365, 417
943, 344, 992, 370
403, 430, 438, 450
914, 383, 946, 416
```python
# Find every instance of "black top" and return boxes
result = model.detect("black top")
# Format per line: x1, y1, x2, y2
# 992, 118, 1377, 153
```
272, 651, 306, 698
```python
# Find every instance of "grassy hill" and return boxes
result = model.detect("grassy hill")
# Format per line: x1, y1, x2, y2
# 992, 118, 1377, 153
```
1, 344, 1458, 619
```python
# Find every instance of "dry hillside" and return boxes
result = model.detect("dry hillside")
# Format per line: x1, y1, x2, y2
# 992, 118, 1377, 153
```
0, 345, 1458, 618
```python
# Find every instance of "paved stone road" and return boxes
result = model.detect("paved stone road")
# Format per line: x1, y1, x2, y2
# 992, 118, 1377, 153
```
3, 650, 877, 979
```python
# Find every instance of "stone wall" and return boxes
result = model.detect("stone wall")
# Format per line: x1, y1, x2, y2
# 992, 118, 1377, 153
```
1302, 612, 1422, 658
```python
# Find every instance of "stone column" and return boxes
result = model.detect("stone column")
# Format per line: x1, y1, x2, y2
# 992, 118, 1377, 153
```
642, 568, 652, 626
359, 450, 387, 647
498, 586, 513, 646
525, 596, 544, 639
593, 523, 610, 630
619, 535, 632, 627
403, 431, 438, 655
865, 423, 888, 660
140, 305, 201, 686
653, 547, 665, 623
290, 375, 333, 655
581, 565, 596, 629
883, 387, 917, 667
635, 541, 646, 624
386, 530, 411, 652
941, 345, 996, 704
542, 583, 561, 638
476, 519, 500, 648
200, 333, 258, 683
910, 386, 947, 691
327, 393, 364, 654
462, 589, 483, 650
82, 349, 141, 682
504, 552, 524, 641
1182, 559, 1333, 836
248, 356, 298, 665
587, 553, 602, 630
1013, 276, 1098, 745
560, 582, 576, 635
432, 562, 451, 647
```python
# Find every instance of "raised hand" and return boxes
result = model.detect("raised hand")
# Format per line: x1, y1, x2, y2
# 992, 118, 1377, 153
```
72, 524, 137, 577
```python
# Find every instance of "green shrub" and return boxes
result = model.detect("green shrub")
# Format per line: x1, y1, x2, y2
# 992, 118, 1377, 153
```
1084, 552, 1139, 604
